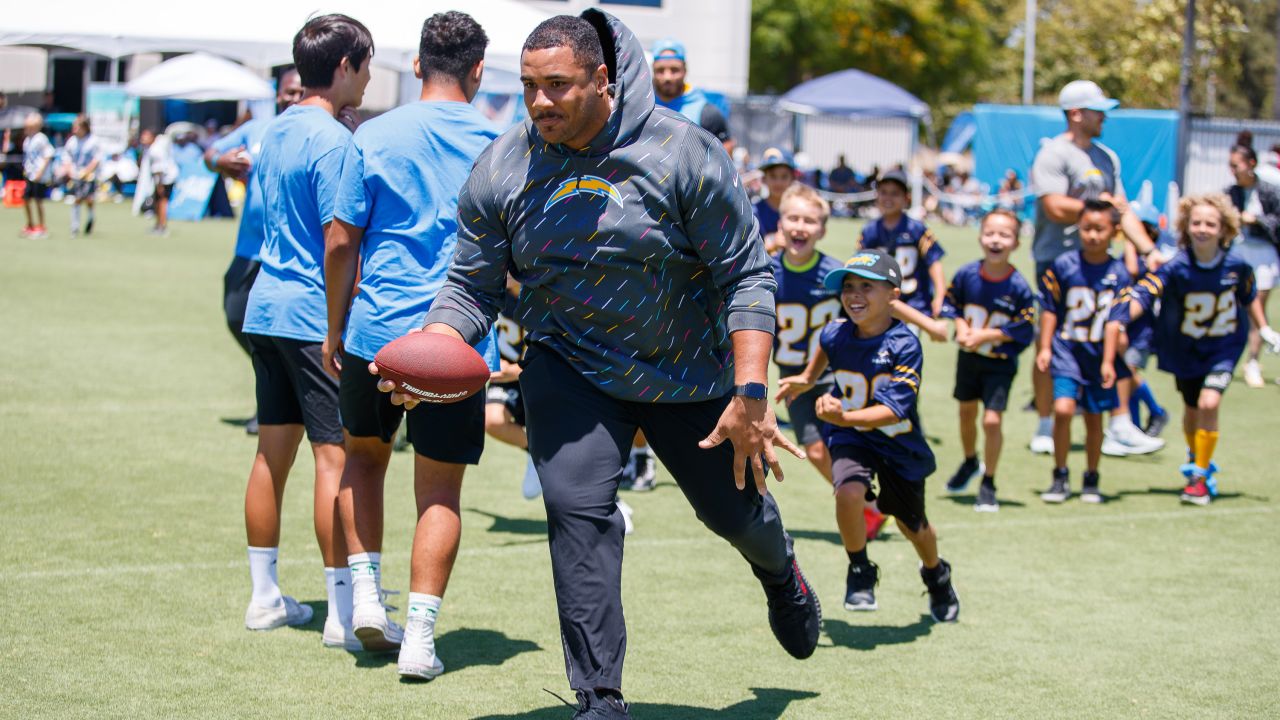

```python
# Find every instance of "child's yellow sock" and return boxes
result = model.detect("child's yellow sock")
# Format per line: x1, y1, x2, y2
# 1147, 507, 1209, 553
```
1194, 429, 1219, 471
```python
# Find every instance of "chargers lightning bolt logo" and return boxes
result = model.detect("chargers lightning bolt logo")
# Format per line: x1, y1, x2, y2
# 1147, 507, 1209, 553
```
544, 175, 624, 212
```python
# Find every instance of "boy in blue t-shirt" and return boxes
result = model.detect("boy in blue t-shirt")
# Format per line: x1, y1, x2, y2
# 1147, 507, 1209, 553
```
939, 209, 1036, 511
859, 169, 946, 319
321, 11, 500, 680
753, 147, 796, 254
771, 184, 886, 538
1128, 193, 1280, 505
778, 250, 959, 622
1036, 200, 1130, 504
237, 13, 372, 650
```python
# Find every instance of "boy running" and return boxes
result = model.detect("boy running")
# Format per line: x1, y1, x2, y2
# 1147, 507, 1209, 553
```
859, 169, 946, 320
940, 209, 1037, 511
20, 113, 53, 239
1036, 200, 1130, 504
754, 147, 797, 254
1128, 193, 1280, 504
778, 250, 960, 621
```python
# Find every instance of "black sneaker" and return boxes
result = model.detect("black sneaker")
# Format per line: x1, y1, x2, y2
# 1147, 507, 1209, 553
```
571, 690, 631, 719
1041, 468, 1070, 503
1080, 470, 1103, 504
921, 558, 960, 623
974, 482, 999, 512
843, 561, 879, 611
755, 557, 821, 659
84, 216, 94, 235
945, 457, 982, 494
1143, 411, 1169, 438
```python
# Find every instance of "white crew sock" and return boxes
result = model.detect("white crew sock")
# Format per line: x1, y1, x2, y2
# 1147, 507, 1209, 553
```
631, 445, 653, 459
349, 551, 382, 606
407, 593, 442, 639
1109, 414, 1136, 435
325, 567, 354, 626
1036, 416, 1053, 437
70, 204, 80, 233
247, 546, 283, 607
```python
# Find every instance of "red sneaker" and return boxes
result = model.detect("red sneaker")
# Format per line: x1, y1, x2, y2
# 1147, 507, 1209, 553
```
864, 507, 887, 540
1180, 479, 1211, 506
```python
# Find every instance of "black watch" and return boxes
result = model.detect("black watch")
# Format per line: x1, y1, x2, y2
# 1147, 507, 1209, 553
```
732, 382, 768, 401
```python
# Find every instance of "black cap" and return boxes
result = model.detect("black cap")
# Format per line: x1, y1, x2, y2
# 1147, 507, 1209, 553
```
823, 249, 903, 290
875, 169, 910, 192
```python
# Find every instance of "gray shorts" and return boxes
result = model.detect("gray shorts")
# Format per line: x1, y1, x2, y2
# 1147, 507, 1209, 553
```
1123, 345, 1152, 371
786, 382, 835, 446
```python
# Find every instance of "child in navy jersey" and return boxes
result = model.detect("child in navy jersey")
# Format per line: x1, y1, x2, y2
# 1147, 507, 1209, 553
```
1128, 193, 1280, 504
939, 210, 1036, 511
778, 249, 959, 622
1036, 200, 1130, 504
859, 169, 946, 319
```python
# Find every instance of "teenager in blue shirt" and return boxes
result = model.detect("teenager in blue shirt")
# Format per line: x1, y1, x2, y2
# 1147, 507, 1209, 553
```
321, 12, 500, 678
1036, 200, 1130, 504
860, 169, 946, 319
939, 209, 1037, 511
1128, 193, 1280, 504
238, 14, 372, 649
778, 250, 959, 622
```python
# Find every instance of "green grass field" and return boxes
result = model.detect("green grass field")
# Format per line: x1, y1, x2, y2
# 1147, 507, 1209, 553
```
2, 202, 1278, 719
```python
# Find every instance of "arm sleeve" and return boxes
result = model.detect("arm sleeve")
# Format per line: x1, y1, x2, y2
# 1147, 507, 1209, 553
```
873, 336, 922, 419
938, 270, 963, 319
1108, 271, 1131, 324
1038, 265, 1061, 314
920, 229, 945, 263
679, 134, 776, 335
818, 320, 841, 356
999, 280, 1037, 347
1237, 264, 1258, 306
210, 124, 249, 155
1030, 145, 1070, 197
1131, 269, 1165, 312
421, 148, 511, 343
699, 104, 730, 143
1256, 183, 1280, 245
332, 138, 370, 228
311, 142, 346, 226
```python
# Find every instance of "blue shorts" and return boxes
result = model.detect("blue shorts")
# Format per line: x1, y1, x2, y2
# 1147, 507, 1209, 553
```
1052, 376, 1118, 414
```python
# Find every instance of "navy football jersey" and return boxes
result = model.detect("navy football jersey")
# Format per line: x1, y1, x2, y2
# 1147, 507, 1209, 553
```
1130, 248, 1256, 378
495, 291, 525, 365
1127, 229, 1180, 354
940, 261, 1036, 370
1039, 251, 1130, 383
754, 198, 780, 237
772, 251, 846, 377
859, 215, 945, 315
818, 319, 936, 481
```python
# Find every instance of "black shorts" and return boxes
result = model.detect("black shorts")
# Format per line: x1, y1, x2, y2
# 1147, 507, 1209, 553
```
23, 181, 47, 200
71, 179, 95, 201
1175, 372, 1233, 407
154, 183, 173, 201
247, 334, 343, 444
830, 444, 928, 533
340, 351, 485, 464
785, 382, 834, 446
486, 381, 526, 427
223, 256, 261, 333
953, 352, 1017, 411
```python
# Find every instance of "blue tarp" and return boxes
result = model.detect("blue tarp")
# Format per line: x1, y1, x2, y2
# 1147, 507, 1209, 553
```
941, 112, 975, 154
779, 69, 929, 120
972, 103, 1178, 212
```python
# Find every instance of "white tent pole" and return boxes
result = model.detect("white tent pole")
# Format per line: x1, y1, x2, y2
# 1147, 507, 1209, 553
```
1022, 0, 1036, 105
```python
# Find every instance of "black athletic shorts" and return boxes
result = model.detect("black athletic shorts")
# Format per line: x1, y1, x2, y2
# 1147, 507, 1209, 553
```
786, 382, 834, 446
340, 351, 484, 464
246, 333, 343, 444
223, 256, 261, 334
23, 181, 47, 200
1176, 372, 1233, 408
830, 444, 928, 533
485, 381, 526, 427
154, 183, 173, 201
953, 351, 1017, 411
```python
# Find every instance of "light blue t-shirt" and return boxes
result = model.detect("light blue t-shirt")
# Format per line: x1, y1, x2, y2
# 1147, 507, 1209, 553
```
335, 101, 501, 369
243, 105, 350, 343
211, 118, 271, 260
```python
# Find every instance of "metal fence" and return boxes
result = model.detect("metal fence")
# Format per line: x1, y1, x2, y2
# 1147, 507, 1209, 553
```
1185, 117, 1280, 195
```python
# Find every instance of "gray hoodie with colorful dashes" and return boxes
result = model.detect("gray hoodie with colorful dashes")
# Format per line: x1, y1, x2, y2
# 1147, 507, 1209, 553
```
424, 9, 775, 403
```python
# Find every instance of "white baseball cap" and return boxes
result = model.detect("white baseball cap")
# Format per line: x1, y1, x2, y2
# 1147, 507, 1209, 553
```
1058, 80, 1119, 112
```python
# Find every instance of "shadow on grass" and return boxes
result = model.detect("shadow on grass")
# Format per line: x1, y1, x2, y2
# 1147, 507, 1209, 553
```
1109, 487, 1267, 503
823, 614, 933, 651
469, 508, 548, 536
939, 494, 1027, 509
219, 416, 254, 429
473, 686, 819, 719
788, 526, 899, 545
351, 628, 542, 671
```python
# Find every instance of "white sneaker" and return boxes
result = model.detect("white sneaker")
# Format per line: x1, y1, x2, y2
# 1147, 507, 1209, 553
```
352, 592, 404, 652
1101, 432, 1130, 457
1244, 359, 1264, 388
1029, 433, 1054, 455
397, 617, 444, 681
245, 595, 313, 631
322, 617, 363, 651
617, 499, 634, 536
522, 454, 542, 500
1110, 422, 1166, 455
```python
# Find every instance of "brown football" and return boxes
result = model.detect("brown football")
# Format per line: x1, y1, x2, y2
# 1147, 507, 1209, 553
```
373, 332, 490, 404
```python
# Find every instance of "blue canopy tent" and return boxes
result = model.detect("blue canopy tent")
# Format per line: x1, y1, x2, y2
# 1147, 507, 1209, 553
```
778, 69, 930, 123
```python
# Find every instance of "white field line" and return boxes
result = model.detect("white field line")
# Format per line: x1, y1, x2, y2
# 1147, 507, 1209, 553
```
11, 504, 1274, 582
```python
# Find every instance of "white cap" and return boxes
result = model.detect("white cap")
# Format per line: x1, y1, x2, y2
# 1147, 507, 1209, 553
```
1058, 80, 1119, 113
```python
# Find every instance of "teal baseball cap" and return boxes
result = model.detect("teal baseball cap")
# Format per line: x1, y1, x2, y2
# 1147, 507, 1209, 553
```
651, 38, 685, 63
823, 250, 902, 290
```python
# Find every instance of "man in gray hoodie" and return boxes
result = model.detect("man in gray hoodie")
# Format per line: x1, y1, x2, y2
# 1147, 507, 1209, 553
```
388, 10, 820, 716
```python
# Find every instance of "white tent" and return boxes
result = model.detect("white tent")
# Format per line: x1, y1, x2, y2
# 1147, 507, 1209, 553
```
0, 0, 550, 76
124, 53, 275, 101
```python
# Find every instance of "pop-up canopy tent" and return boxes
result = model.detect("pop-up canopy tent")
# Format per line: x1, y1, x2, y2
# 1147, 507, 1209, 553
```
779, 68, 930, 122
124, 53, 275, 101
0, 0, 550, 83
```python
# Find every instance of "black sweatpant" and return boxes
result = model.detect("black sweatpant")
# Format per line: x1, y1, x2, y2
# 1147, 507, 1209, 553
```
519, 345, 792, 692
223, 255, 261, 356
